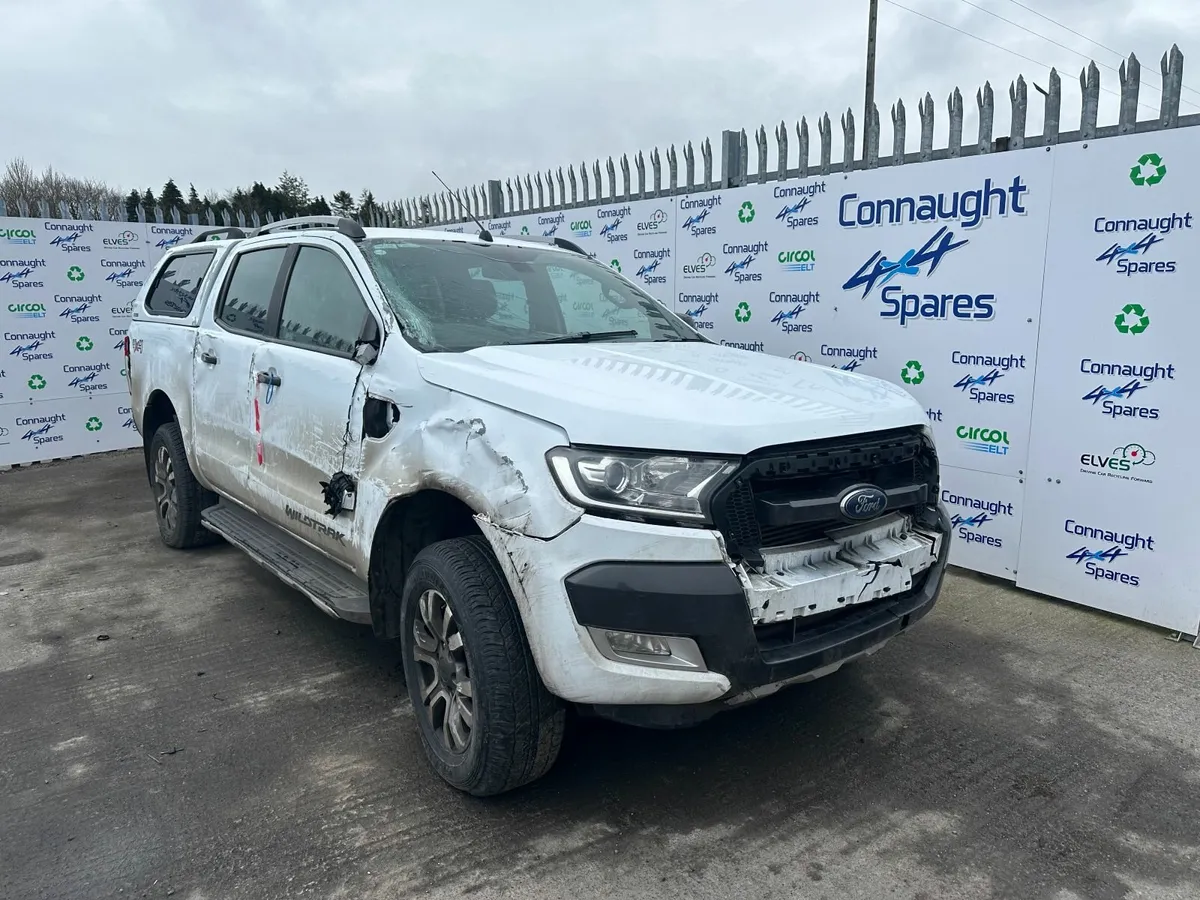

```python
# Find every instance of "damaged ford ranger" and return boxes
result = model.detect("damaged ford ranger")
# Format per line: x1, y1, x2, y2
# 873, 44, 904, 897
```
126, 215, 950, 796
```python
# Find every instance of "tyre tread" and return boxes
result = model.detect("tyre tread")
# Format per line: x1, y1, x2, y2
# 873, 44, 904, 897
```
405, 535, 565, 796
151, 422, 218, 549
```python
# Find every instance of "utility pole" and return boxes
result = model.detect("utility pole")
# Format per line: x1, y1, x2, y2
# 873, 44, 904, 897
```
864, 0, 879, 161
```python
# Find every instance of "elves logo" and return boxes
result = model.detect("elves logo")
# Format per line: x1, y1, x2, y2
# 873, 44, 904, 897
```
1080, 443, 1156, 484
285, 504, 346, 545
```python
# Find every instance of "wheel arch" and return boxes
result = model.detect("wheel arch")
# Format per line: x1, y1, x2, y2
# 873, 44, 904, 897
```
367, 488, 489, 639
141, 390, 178, 484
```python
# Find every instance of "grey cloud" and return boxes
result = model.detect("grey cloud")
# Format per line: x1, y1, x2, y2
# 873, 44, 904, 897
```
2, 0, 1194, 203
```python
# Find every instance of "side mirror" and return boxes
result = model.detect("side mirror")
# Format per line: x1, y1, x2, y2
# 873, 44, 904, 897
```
355, 316, 381, 365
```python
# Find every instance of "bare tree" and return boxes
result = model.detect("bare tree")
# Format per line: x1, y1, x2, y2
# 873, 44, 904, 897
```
0, 157, 38, 212
1, 157, 123, 218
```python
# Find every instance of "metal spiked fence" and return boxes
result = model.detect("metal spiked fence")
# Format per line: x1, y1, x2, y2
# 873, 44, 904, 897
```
0, 46, 1193, 228
403, 45, 1195, 227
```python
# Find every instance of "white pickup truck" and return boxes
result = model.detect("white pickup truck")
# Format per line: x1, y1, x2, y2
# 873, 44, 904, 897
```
125, 215, 949, 796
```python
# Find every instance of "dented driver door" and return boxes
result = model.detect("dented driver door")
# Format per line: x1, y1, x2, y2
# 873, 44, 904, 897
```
246, 244, 379, 567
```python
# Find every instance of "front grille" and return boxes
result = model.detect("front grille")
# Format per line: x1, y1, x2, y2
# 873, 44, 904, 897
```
711, 426, 937, 562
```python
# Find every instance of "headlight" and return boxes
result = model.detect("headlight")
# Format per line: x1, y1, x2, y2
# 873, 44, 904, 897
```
546, 446, 738, 522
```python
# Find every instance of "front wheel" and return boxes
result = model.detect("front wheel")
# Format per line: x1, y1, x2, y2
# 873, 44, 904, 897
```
400, 536, 565, 796
148, 422, 217, 549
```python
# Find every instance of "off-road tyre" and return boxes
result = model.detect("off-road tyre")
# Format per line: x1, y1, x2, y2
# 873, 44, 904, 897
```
400, 535, 566, 796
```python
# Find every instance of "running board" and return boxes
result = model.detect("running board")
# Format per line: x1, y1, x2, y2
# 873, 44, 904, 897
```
201, 503, 371, 625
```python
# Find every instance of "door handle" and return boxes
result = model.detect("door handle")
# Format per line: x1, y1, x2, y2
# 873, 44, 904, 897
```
200, 350, 218, 365
256, 371, 281, 387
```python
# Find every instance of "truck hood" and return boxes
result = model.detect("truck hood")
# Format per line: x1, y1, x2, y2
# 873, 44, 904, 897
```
416, 341, 926, 455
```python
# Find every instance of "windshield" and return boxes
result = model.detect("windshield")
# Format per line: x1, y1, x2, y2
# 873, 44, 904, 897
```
359, 237, 699, 351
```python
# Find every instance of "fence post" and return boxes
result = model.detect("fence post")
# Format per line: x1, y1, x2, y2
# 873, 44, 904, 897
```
891, 100, 906, 165
486, 179, 503, 218
1159, 45, 1184, 128
1080, 61, 1100, 140
720, 130, 741, 189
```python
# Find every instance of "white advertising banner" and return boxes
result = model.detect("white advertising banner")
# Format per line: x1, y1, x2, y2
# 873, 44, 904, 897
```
939, 464, 1025, 579
818, 151, 1053, 479
1017, 132, 1199, 633
1, 218, 150, 466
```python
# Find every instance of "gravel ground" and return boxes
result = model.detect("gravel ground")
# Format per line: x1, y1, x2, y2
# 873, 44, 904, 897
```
1, 450, 1197, 900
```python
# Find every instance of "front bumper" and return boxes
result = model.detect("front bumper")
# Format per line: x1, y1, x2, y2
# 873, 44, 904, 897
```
476, 505, 950, 710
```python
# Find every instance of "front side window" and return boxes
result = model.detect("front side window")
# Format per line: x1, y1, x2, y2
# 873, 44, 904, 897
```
217, 247, 286, 336
145, 250, 215, 317
360, 239, 697, 352
278, 247, 370, 354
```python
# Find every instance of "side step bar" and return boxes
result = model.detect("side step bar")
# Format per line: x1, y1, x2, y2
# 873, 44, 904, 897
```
201, 503, 371, 625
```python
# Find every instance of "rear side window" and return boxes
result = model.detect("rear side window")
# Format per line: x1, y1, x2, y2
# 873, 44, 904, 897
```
217, 247, 287, 336
144, 251, 216, 317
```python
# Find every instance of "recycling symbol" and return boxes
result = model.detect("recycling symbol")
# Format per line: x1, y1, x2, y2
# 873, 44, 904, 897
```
738, 201, 755, 224
67, 266, 85, 282
734, 301, 752, 322
1114, 303, 1150, 334
27, 374, 46, 390
901, 360, 925, 384
520, 226, 530, 234
76, 336, 94, 351
85, 416, 103, 432
1129, 153, 1166, 186
609, 259, 621, 272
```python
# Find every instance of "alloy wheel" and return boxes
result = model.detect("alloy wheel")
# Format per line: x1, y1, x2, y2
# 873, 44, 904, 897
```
412, 588, 475, 754
152, 445, 178, 534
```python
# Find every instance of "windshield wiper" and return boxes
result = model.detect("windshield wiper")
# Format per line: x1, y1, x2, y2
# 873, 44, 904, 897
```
507, 330, 639, 345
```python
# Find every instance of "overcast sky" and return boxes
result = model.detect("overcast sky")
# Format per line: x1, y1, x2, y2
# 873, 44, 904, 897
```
4, 0, 1198, 204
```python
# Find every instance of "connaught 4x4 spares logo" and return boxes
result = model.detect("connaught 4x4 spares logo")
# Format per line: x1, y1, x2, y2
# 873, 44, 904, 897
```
1094, 211, 1190, 276
951, 350, 1026, 404
722, 241, 766, 283
679, 195, 720, 237
596, 205, 631, 244
1064, 517, 1154, 587
774, 180, 826, 230
633, 248, 669, 285
942, 488, 1014, 550
839, 176, 1029, 325
1079, 357, 1175, 419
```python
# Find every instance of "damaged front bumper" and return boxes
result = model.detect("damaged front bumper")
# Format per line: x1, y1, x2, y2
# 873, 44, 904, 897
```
477, 504, 951, 716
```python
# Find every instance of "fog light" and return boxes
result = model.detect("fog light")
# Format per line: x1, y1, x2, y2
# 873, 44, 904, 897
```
604, 630, 672, 657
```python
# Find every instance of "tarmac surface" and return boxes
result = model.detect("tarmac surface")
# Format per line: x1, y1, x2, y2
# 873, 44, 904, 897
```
1, 450, 1197, 900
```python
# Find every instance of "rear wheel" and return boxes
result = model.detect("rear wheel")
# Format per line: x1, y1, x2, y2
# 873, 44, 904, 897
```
400, 536, 565, 796
149, 421, 217, 549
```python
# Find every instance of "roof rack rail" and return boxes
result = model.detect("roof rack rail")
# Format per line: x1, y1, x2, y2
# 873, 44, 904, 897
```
252, 216, 367, 241
189, 227, 247, 244
512, 234, 589, 256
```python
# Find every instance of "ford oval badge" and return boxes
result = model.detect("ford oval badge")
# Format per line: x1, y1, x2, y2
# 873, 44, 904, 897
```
839, 485, 888, 521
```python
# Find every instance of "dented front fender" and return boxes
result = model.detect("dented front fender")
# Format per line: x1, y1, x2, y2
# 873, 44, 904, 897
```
350, 384, 585, 570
